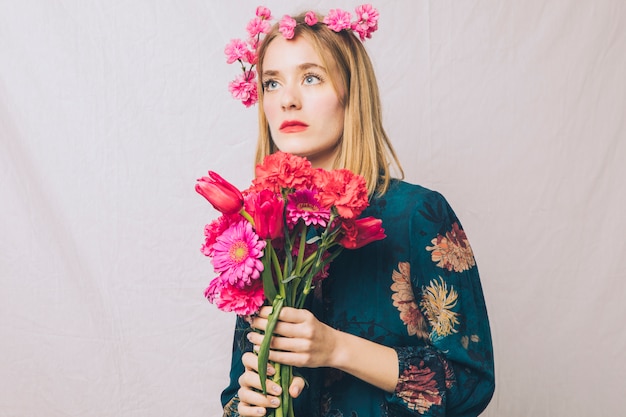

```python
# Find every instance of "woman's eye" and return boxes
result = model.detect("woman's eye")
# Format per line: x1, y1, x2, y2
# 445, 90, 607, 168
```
303, 75, 321, 85
264, 80, 280, 91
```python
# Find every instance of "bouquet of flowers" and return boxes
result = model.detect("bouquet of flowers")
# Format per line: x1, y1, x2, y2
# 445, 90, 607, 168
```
196, 152, 385, 417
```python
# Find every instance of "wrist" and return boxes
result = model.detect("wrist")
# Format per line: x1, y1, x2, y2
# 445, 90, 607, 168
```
327, 327, 348, 369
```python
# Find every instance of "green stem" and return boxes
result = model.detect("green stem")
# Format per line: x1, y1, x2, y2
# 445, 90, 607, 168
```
258, 296, 284, 394
270, 244, 285, 298
239, 209, 254, 226
273, 362, 283, 417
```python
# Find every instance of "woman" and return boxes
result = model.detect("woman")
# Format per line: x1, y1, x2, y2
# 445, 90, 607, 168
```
221, 7, 494, 417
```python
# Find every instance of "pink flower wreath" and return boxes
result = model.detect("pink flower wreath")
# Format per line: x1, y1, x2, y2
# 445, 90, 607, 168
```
224, 4, 380, 106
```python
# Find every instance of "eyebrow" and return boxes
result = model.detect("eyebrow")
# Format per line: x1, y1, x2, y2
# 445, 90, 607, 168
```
262, 63, 327, 77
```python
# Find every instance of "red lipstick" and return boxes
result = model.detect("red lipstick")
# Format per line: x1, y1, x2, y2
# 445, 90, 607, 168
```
279, 120, 308, 133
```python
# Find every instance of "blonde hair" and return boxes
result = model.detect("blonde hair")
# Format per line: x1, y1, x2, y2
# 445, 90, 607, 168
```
254, 12, 404, 196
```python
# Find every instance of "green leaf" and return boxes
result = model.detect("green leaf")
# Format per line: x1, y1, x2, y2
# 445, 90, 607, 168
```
261, 243, 277, 302
306, 235, 321, 244
258, 296, 284, 394
282, 273, 300, 284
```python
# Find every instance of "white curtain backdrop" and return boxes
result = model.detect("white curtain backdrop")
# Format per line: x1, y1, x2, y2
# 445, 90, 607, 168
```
1, 1, 624, 416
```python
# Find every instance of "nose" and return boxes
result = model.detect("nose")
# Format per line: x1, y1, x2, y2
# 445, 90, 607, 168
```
280, 84, 301, 110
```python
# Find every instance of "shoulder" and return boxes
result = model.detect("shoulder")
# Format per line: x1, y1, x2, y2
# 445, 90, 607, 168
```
374, 179, 452, 214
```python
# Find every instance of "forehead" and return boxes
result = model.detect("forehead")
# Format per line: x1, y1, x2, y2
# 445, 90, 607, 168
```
262, 36, 324, 71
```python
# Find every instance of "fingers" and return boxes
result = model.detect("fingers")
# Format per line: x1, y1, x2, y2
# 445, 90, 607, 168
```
289, 376, 306, 399
256, 306, 311, 323
250, 307, 315, 338
238, 353, 283, 416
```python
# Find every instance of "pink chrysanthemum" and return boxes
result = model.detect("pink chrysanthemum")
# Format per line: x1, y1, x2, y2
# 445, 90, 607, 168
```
246, 17, 271, 38
279, 15, 297, 39
304, 11, 318, 26
205, 276, 265, 315
286, 189, 331, 227
255, 6, 272, 20
323, 9, 352, 32
352, 4, 379, 40
228, 71, 258, 107
224, 39, 249, 64
212, 220, 265, 288
201, 214, 239, 257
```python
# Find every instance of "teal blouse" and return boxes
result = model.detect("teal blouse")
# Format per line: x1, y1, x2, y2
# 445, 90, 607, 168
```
221, 180, 495, 416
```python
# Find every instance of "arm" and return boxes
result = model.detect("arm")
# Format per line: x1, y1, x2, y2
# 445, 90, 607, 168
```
248, 306, 399, 393
383, 192, 494, 416
248, 191, 494, 416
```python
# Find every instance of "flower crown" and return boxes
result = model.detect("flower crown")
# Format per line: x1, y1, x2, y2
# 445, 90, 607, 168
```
225, 4, 380, 107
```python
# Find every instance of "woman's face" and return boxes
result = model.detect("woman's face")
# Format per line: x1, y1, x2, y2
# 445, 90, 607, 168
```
261, 36, 345, 170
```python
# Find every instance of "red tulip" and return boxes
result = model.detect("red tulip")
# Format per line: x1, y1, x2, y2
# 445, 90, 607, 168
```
339, 216, 386, 249
252, 190, 285, 240
196, 171, 244, 215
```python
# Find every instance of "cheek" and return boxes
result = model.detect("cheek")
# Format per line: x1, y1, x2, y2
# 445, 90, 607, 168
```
321, 97, 344, 128
262, 97, 278, 126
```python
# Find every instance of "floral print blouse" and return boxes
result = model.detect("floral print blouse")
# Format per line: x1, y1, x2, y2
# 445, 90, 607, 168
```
221, 180, 495, 416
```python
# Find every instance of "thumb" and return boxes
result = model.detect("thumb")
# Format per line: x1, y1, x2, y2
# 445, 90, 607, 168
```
289, 376, 306, 399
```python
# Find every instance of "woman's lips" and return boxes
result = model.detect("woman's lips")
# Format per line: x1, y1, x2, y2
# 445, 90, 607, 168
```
279, 120, 308, 133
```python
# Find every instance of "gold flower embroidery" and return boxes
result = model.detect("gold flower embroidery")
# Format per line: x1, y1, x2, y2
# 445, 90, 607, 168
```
426, 222, 476, 272
391, 262, 429, 340
420, 277, 459, 337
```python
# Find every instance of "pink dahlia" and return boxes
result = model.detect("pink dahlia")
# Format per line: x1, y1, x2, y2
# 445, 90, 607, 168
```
201, 214, 239, 257
323, 9, 352, 32
228, 71, 258, 107
304, 11, 318, 26
286, 189, 331, 227
212, 220, 265, 288
205, 276, 265, 315
246, 17, 271, 38
224, 39, 249, 64
279, 15, 297, 39
352, 4, 379, 40
255, 6, 272, 20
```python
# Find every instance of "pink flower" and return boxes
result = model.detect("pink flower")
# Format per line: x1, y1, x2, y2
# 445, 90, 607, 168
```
246, 17, 271, 38
339, 216, 386, 249
224, 39, 250, 64
286, 189, 331, 227
201, 214, 239, 256
323, 9, 352, 32
352, 4, 379, 40
250, 189, 285, 240
279, 15, 297, 39
314, 169, 369, 219
304, 11, 318, 26
196, 171, 244, 215
205, 276, 265, 315
228, 71, 258, 107
255, 6, 272, 20
251, 151, 314, 193
212, 220, 266, 288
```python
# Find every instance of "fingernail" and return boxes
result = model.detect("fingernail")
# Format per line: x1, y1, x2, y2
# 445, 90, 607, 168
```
270, 398, 280, 406
293, 386, 301, 396
246, 333, 252, 341
257, 408, 265, 415
267, 365, 274, 375
272, 384, 281, 394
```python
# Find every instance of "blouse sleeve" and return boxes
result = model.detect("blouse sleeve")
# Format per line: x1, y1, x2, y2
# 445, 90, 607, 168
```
385, 191, 495, 416
220, 315, 251, 417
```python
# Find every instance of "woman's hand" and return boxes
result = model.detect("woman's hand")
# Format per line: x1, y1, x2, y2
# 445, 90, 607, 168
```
248, 306, 400, 394
237, 351, 306, 416
247, 306, 338, 369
